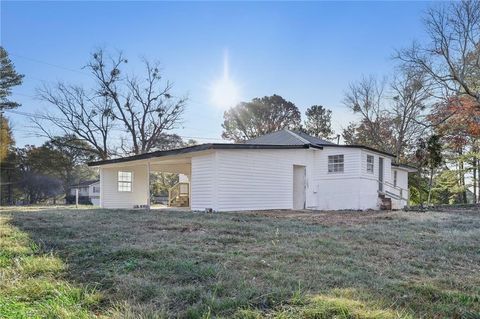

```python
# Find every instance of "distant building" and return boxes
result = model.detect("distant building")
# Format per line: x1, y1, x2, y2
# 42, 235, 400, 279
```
70, 180, 100, 206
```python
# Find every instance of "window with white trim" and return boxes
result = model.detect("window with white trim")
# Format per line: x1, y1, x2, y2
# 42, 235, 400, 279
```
367, 155, 374, 173
328, 155, 344, 173
118, 171, 132, 192
393, 170, 398, 187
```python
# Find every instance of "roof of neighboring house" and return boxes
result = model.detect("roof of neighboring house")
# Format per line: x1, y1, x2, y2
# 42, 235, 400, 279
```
70, 180, 100, 188
88, 129, 394, 167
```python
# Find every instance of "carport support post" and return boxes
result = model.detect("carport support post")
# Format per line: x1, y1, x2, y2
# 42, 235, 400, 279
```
147, 161, 151, 210
75, 188, 79, 208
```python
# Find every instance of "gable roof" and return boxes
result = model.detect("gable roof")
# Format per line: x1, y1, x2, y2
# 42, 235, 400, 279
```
245, 129, 335, 146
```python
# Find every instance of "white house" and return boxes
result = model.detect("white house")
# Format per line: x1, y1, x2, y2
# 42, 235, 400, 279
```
88, 130, 416, 211
69, 180, 100, 206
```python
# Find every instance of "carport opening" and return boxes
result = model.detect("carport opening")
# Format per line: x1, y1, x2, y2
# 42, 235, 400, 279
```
150, 172, 190, 208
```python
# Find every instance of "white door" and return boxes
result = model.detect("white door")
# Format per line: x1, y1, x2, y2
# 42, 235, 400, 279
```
293, 165, 306, 209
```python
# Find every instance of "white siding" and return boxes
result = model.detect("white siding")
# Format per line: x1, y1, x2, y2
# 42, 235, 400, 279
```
390, 169, 410, 209
214, 149, 314, 211
313, 147, 380, 210
190, 147, 393, 212
97, 146, 403, 212
191, 153, 216, 210
100, 164, 149, 209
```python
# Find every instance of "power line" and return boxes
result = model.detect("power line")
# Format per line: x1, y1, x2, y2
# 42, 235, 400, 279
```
10, 53, 90, 76
4, 109, 225, 141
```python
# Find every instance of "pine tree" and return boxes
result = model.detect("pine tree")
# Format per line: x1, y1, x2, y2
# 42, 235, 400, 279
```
304, 105, 335, 140
0, 47, 24, 110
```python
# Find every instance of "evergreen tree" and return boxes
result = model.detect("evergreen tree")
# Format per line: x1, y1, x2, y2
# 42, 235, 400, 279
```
0, 47, 24, 110
303, 105, 334, 140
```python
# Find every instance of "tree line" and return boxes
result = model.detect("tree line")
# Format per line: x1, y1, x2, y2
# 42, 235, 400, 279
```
1, 1, 479, 206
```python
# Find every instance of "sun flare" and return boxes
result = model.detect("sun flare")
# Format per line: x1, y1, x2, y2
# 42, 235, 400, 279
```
210, 51, 241, 109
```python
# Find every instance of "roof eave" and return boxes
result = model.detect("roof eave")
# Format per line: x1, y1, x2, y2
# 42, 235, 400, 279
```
87, 143, 322, 167
392, 163, 418, 173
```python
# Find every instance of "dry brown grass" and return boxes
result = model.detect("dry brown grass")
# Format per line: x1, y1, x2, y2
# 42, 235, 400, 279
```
1, 207, 479, 318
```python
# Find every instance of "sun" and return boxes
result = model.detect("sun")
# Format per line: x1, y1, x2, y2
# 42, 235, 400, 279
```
211, 77, 240, 109
210, 50, 241, 109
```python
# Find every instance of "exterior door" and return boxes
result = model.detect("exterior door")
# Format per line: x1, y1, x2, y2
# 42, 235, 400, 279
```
293, 165, 306, 209
378, 157, 384, 192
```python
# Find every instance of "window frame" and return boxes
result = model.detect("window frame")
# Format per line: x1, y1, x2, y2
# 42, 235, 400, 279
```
328, 154, 344, 173
366, 155, 374, 174
117, 171, 133, 192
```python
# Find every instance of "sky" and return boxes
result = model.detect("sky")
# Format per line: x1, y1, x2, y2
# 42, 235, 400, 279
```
1, 1, 432, 147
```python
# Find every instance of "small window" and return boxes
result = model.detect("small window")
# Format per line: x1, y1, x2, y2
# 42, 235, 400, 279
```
393, 170, 398, 187
367, 155, 374, 173
328, 155, 344, 173
118, 171, 132, 192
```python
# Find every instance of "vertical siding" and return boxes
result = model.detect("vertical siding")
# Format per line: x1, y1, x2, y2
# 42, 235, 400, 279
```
190, 153, 216, 211
101, 164, 149, 209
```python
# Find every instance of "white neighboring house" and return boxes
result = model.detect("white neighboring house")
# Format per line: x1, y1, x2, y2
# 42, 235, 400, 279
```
88, 130, 416, 211
70, 180, 100, 206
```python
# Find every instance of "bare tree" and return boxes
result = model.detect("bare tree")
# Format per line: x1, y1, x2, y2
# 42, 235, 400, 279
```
343, 71, 432, 162
36, 85, 115, 160
87, 50, 187, 155
37, 49, 187, 158
397, 1, 480, 105
343, 76, 395, 152
389, 67, 432, 161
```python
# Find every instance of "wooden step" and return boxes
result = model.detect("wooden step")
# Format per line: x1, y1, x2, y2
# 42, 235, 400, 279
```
379, 195, 392, 210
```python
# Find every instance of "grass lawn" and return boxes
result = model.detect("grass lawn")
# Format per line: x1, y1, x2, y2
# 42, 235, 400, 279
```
0, 207, 479, 318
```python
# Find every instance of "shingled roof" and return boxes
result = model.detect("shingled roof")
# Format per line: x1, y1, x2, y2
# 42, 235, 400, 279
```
245, 129, 335, 146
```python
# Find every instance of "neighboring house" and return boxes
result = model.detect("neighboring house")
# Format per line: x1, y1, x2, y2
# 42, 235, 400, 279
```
88, 129, 416, 211
70, 180, 100, 206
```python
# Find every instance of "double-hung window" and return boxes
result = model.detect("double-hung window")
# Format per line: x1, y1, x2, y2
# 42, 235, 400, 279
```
118, 171, 133, 192
367, 155, 374, 173
328, 155, 344, 173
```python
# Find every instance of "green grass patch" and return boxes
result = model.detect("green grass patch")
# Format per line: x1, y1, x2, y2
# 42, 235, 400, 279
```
0, 215, 105, 318
1, 207, 479, 318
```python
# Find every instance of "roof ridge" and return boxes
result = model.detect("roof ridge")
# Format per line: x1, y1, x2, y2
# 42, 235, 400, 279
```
285, 129, 310, 144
